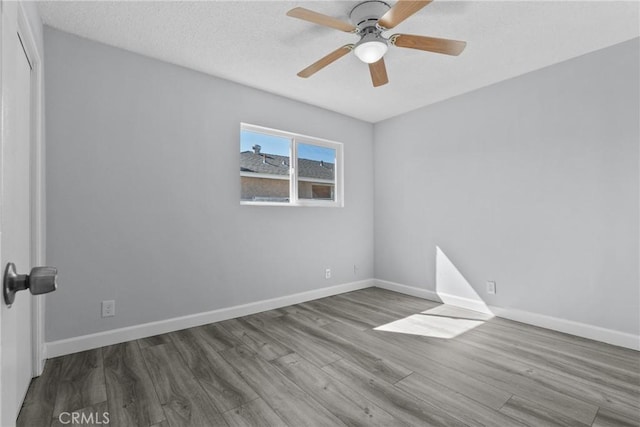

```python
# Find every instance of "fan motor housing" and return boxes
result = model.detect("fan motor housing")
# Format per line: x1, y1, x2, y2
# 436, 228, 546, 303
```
349, 1, 391, 32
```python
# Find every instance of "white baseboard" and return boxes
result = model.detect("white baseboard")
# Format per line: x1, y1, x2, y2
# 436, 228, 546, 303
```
488, 306, 640, 351
47, 277, 639, 357
373, 279, 639, 351
46, 279, 374, 358
433, 291, 493, 315
374, 279, 440, 301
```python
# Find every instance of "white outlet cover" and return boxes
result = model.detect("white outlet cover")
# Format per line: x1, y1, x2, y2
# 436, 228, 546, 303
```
102, 300, 115, 317
325, 269, 331, 279
486, 281, 496, 294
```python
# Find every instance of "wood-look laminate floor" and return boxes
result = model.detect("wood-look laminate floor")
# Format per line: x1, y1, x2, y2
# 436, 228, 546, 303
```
18, 288, 640, 427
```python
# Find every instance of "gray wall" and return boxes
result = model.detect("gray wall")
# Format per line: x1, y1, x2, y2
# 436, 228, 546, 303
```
44, 28, 374, 341
374, 38, 639, 334
45, 25, 638, 341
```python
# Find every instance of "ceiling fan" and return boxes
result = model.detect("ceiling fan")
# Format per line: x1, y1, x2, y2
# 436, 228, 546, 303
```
287, 0, 466, 87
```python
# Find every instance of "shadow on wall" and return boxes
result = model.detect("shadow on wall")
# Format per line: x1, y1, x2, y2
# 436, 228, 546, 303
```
374, 246, 494, 339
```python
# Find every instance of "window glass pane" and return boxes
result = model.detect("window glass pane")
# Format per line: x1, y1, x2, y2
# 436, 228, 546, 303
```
297, 143, 336, 201
240, 130, 290, 203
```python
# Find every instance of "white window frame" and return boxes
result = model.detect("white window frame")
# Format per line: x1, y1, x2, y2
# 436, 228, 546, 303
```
240, 123, 344, 207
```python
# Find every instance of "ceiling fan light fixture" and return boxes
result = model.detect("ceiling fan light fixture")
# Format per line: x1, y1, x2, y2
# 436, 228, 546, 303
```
287, 0, 466, 87
354, 38, 388, 63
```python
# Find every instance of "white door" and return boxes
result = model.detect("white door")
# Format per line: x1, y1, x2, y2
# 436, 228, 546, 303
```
0, 3, 34, 425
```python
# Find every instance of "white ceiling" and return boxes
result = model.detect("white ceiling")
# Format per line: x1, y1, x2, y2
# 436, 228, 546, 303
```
37, 1, 639, 123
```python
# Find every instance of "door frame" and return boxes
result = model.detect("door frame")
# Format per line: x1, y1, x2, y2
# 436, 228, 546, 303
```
16, 2, 46, 377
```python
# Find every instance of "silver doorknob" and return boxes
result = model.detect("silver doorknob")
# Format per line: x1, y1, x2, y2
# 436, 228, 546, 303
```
3, 263, 57, 307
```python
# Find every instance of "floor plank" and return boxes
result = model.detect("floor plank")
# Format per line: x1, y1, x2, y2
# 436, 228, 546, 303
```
218, 318, 293, 361
222, 398, 286, 427
395, 372, 525, 427
306, 296, 398, 329
103, 341, 165, 426
272, 353, 401, 426
268, 309, 413, 383
138, 334, 173, 349
141, 342, 227, 427
17, 358, 63, 427
195, 323, 241, 353
430, 327, 635, 422
490, 316, 639, 365
592, 408, 640, 427
277, 304, 335, 327
323, 320, 513, 410
298, 300, 375, 331
52, 349, 107, 417
219, 345, 346, 426
466, 321, 640, 390
368, 327, 600, 425
354, 287, 440, 313
458, 326, 640, 419
500, 395, 593, 427
169, 327, 258, 412
322, 358, 467, 426
332, 292, 416, 320
241, 314, 343, 368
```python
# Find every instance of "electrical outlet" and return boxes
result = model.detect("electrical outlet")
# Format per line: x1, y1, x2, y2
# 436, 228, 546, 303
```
102, 300, 115, 317
325, 268, 331, 279
353, 264, 357, 275
486, 281, 496, 294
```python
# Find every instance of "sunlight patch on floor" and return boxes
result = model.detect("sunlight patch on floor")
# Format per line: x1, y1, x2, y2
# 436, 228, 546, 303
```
422, 304, 494, 321
374, 305, 494, 339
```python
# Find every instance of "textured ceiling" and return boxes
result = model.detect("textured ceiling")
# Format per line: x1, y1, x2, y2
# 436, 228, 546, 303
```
37, 1, 639, 122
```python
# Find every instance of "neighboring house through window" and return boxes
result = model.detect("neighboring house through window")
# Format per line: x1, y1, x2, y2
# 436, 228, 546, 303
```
240, 123, 343, 206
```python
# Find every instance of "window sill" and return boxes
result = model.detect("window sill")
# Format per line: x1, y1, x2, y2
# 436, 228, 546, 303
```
240, 201, 343, 208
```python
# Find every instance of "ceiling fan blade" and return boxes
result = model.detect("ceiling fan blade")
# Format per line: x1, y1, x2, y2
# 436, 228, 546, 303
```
297, 45, 354, 78
378, 0, 432, 30
287, 7, 356, 33
391, 34, 466, 56
369, 58, 389, 87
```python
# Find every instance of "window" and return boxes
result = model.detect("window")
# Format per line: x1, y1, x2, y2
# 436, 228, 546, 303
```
240, 123, 343, 206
